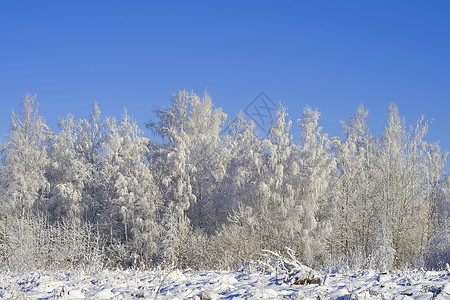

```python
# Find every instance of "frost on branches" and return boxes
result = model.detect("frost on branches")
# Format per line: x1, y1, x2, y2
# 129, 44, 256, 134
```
0, 92, 448, 272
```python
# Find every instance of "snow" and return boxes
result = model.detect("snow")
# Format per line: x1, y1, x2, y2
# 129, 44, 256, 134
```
1, 268, 449, 299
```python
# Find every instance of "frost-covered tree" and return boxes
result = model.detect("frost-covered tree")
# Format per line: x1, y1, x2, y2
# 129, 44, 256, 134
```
0, 93, 448, 271
333, 104, 379, 263
103, 109, 159, 262
46, 114, 85, 222
75, 102, 107, 226
376, 103, 445, 267
427, 173, 450, 268
292, 107, 336, 266
181, 92, 228, 233
377, 103, 407, 267
0, 95, 50, 219
215, 114, 268, 260
418, 135, 446, 263
148, 91, 227, 264
222, 114, 265, 216
263, 107, 296, 249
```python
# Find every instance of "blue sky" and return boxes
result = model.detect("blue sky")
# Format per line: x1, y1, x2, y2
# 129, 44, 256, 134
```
1, 1, 449, 169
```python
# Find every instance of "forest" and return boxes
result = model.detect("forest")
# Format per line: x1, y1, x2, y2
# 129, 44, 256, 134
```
0, 91, 449, 272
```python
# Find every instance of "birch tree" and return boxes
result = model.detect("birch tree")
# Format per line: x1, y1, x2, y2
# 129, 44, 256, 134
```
47, 115, 85, 222
0, 95, 50, 219
104, 109, 159, 261
334, 104, 379, 263
293, 107, 336, 266
147, 91, 198, 265
75, 102, 106, 227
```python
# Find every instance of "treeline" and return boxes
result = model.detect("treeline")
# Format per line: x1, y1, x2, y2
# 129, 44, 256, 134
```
0, 92, 449, 271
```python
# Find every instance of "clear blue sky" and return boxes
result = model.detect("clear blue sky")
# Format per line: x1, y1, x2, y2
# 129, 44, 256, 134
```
1, 1, 449, 169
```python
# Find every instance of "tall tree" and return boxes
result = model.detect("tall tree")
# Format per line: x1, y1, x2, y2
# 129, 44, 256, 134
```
218, 114, 268, 259
147, 91, 205, 264
293, 107, 336, 265
75, 102, 106, 226
0, 95, 50, 219
104, 109, 159, 261
182, 92, 228, 233
46, 114, 85, 222
378, 103, 445, 267
333, 104, 378, 262
263, 107, 297, 250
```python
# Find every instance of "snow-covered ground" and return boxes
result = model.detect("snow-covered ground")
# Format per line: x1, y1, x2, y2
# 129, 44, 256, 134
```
0, 268, 449, 299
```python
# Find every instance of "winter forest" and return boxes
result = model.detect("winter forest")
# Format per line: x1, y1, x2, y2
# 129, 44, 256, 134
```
1, 92, 449, 273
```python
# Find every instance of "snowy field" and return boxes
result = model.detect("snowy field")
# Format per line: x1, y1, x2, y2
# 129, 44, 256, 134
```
1, 268, 449, 299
